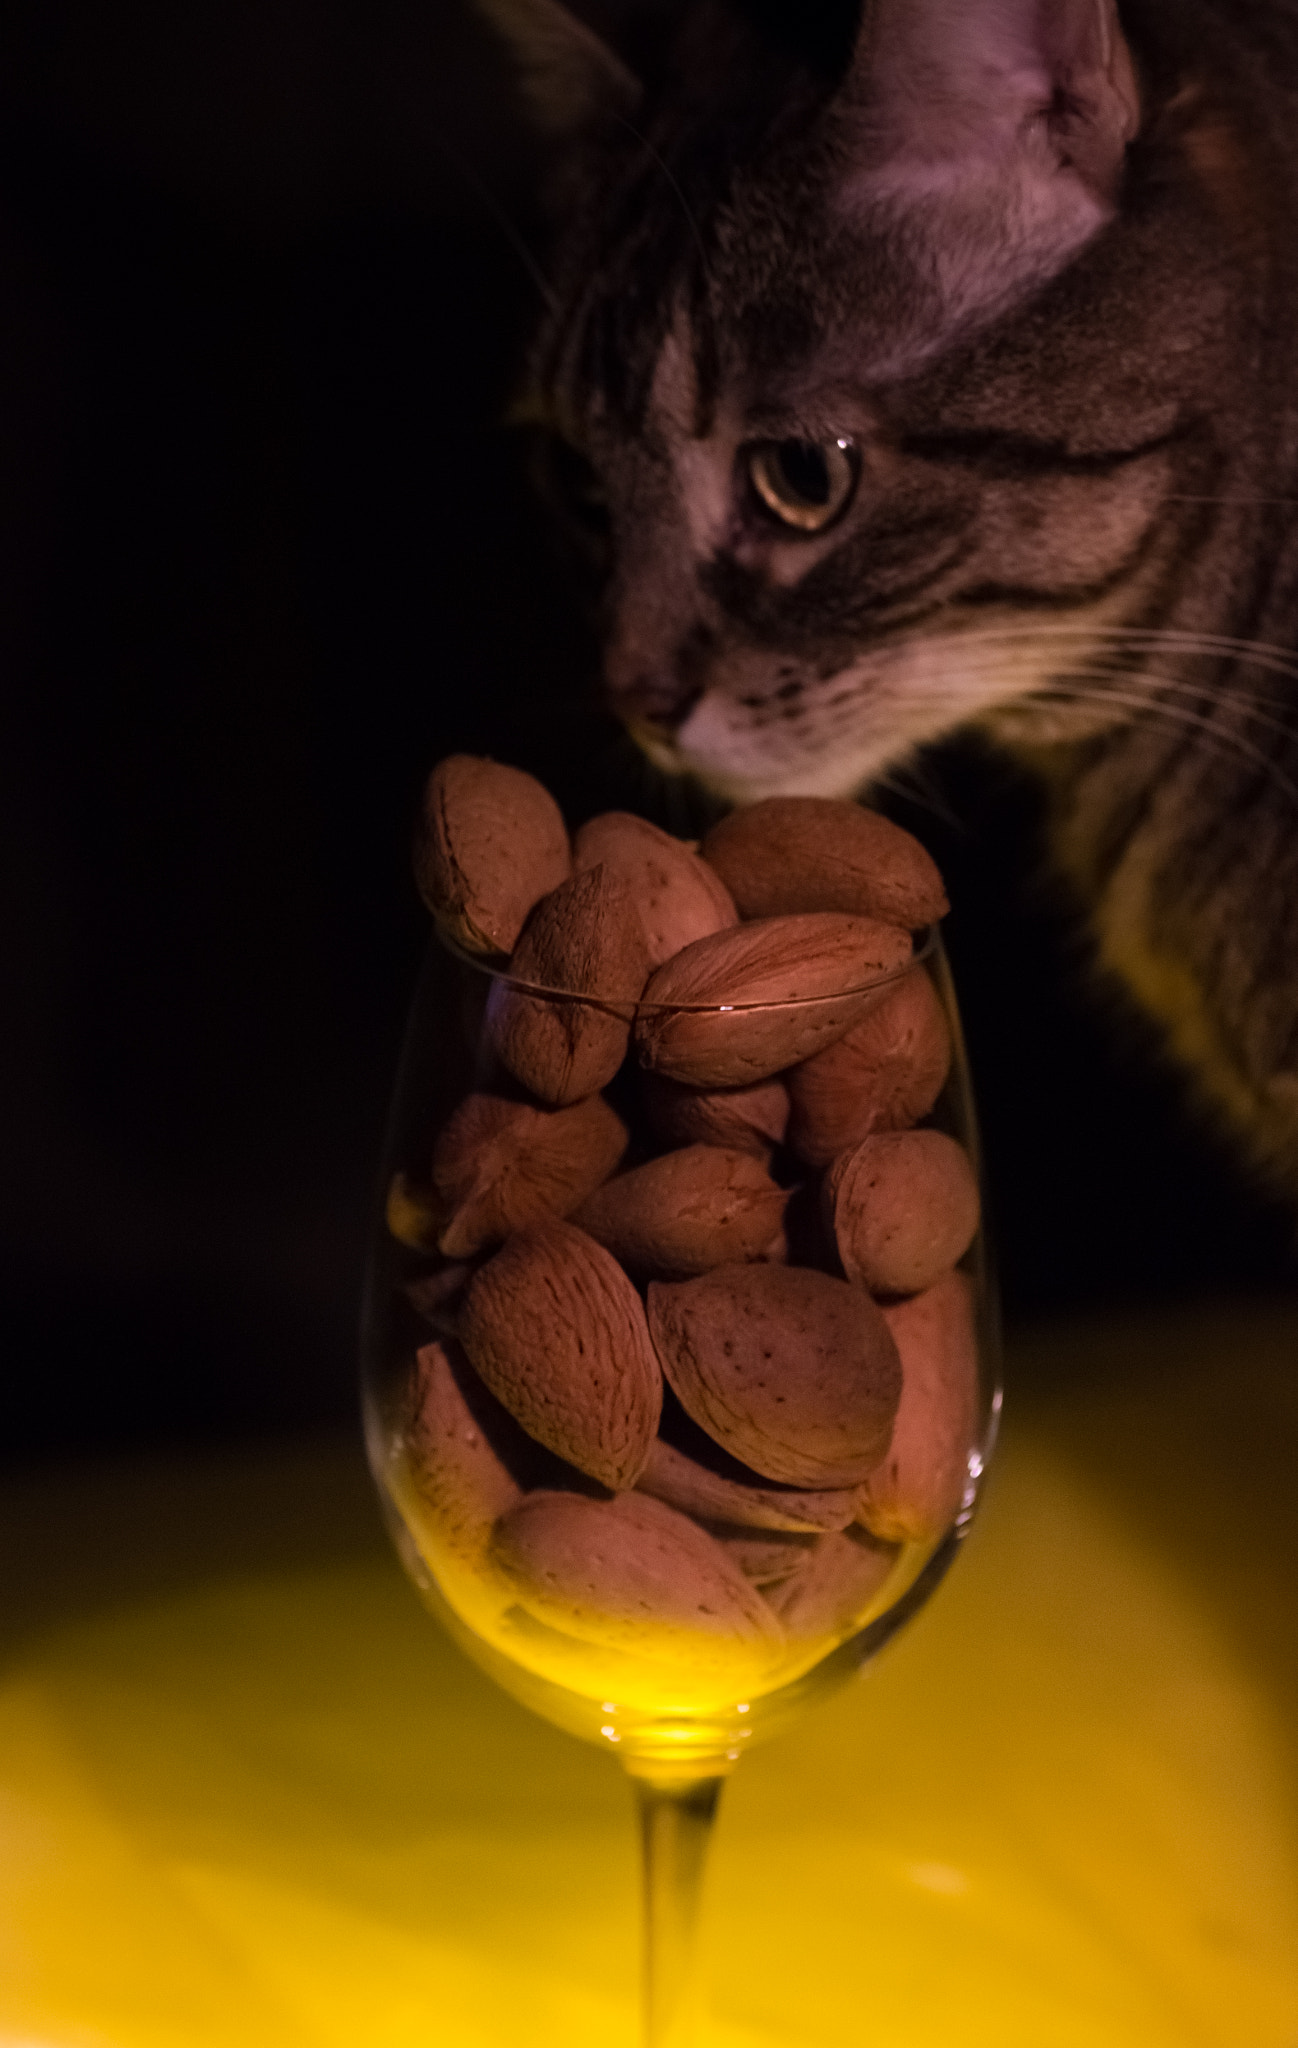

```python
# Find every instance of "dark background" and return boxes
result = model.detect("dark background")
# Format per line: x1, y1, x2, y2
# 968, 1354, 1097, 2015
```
2, 0, 1294, 1466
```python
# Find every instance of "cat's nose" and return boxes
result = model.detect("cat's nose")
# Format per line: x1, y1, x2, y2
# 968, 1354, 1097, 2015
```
605, 664, 705, 735
604, 622, 708, 734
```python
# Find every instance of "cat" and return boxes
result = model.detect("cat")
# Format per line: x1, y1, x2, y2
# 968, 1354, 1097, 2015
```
474, 0, 1298, 1189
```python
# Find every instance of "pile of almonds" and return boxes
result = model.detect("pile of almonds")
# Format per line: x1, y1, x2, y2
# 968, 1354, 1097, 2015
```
390, 756, 983, 1681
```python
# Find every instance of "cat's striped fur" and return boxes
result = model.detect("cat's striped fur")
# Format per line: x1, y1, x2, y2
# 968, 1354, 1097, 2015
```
481, 0, 1298, 1184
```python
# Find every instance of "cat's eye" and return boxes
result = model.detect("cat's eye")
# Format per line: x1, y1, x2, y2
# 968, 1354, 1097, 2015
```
746, 436, 858, 533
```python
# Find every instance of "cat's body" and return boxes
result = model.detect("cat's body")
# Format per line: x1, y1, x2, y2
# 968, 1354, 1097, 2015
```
480, 0, 1298, 1183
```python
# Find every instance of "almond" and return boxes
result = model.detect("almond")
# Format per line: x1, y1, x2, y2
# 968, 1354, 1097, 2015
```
634, 1436, 860, 1533
701, 797, 947, 928
826, 1130, 980, 1297
647, 1264, 902, 1488
415, 755, 571, 956
636, 914, 912, 1088
786, 966, 951, 1167
458, 1221, 662, 1489
574, 811, 738, 966
710, 1527, 821, 1587
403, 1339, 524, 1569
767, 1527, 899, 1641
487, 866, 651, 1104
432, 1091, 628, 1257
488, 1488, 785, 1671
640, 1071, 791, 1159
855, 1270, 981, 1545
574, 1144, 788, 1278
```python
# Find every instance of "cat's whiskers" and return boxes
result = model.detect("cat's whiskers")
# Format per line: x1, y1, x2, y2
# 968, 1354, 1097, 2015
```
883, 616, 1298, 782
941, 622, 1298, 697
864, 756, 966, 832
1057, 630, 1298, 696
941, 642, 1298, 744
989, 667, 1298, 802
945, 641, 1283, 724
668, 618, 1298, 807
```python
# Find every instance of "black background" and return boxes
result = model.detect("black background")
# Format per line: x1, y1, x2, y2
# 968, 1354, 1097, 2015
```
2, 0, 1294, 1465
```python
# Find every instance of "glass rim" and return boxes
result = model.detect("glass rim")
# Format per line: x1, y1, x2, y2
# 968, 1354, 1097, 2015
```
435, 922, 940, 1018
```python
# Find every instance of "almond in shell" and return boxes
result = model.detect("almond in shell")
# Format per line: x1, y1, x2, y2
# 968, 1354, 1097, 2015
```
701, 797, 947, 929
574, 1144, 788, 1278
415, 756, 571, 956
711, 1526, 821, 1587
488, 1488, 785, 1673
786, 966, 951, 1167
827, 1129, 980, 1297
647, 1263, 902, 1488
574, 811, 738, 966
458, 1221, 662, 1490
635, 1435, 860, 1534
636, 914, 912, 1088
433, 1091, 628, 1257
855, 1269, 981, 1545
487, 866, 651, 1104
767, 1527, 899, 1641
640, 1071, 791, 1160
403, 1339, 524, 1570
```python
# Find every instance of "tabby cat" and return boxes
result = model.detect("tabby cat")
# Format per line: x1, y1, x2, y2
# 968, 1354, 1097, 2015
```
476, 0, 1298, 1185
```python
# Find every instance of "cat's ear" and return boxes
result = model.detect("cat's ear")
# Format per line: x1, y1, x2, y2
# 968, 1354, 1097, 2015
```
848, 0, 1139, 199
839, 0, 1140, 322
474, 0, 640, 136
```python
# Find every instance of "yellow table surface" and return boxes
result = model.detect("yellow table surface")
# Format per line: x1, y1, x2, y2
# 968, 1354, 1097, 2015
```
3, 1302, 1297, 2047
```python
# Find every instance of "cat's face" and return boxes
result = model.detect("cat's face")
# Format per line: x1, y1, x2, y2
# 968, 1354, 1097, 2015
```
543, 280, 1189, 804
491, 0, 1243, 800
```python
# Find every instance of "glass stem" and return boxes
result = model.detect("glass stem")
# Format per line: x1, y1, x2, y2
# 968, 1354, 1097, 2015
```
633, 1772, 725, 2048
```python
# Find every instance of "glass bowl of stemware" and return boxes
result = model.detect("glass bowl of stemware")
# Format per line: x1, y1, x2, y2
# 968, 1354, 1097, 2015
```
361, 925, 999, 2047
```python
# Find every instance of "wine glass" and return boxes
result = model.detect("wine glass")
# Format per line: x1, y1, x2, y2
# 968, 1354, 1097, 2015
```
361, 927, 999, 2048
